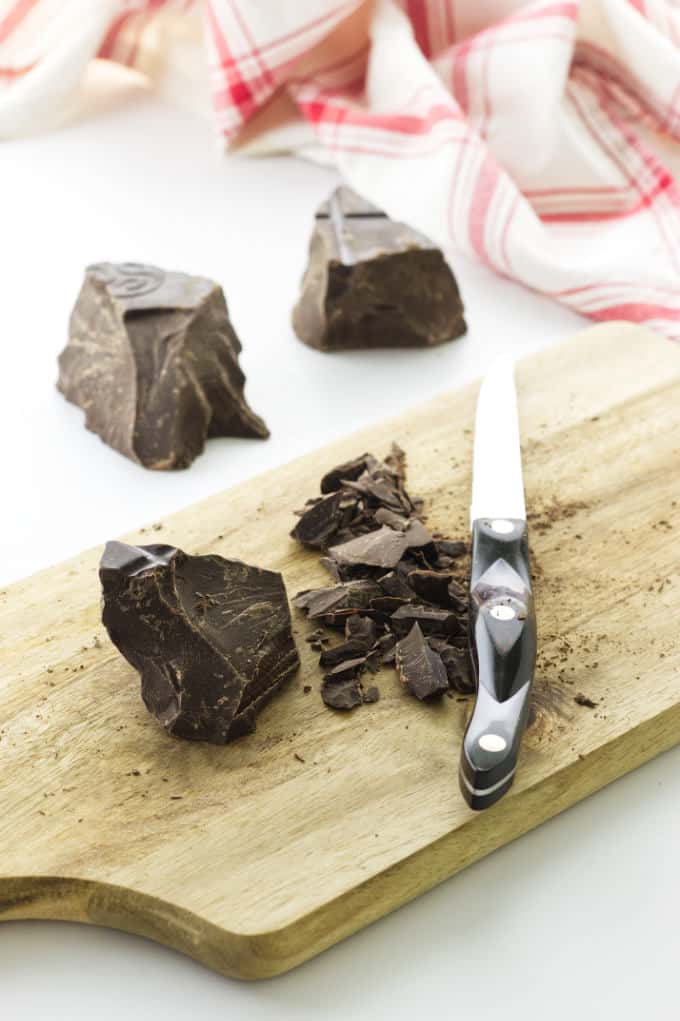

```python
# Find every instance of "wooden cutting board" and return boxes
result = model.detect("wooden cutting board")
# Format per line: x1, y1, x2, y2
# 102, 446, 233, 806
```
2, 322, 680, 980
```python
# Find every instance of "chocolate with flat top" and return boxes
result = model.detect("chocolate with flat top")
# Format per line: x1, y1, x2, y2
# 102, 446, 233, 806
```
58, 262, 268, 470
396, 623, 449, 701
292, 187, 466, 351
99, 542, 299, 743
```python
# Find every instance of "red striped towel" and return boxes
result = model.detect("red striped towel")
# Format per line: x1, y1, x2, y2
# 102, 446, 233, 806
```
3, 0, 680, 338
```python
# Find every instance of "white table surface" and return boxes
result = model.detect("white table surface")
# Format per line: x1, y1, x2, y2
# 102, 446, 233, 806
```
2, 64, 679, 1020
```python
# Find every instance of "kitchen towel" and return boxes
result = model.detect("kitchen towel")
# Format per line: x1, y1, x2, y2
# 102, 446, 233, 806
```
3, 0, 680, 337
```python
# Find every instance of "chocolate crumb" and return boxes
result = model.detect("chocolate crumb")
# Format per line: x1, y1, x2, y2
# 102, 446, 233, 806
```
574, 693, 597, 708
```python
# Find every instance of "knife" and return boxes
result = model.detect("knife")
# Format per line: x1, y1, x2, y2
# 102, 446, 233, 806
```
459, 356, 537, 811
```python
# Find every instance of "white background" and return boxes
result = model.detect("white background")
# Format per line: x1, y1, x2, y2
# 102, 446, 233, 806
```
1, 65, 679, 1019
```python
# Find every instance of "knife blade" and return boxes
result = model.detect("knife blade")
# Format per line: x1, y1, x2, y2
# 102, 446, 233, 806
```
459, 356, 537, 811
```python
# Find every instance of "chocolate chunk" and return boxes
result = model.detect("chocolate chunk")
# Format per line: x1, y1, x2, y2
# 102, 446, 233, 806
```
407, 569, 459, 606
320, 453, 378, 493
574, 693, 597, 708
292, 188, 466, 351
323, 657, 366, 683
293, 579, 383, 624
58, 263, 268, 470
391, 604, 462, 638
319, 640, 374, 668
290, 491, 350, 548
374, 507, 410, 530
345, 615, 377, 648
428, 639, 475, 694
362, 686, 380, 703
364, 648, 383, 673
329, 525, 410, 569
379, 571, 415, 600
396, 623, 449, 701
377, 633, 397, 664
321, 657, 366, 710
99, 541, 299, 743
321, 677, 364, 710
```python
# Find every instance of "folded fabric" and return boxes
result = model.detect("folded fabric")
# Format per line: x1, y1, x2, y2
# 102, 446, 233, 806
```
3, 0, 680, 338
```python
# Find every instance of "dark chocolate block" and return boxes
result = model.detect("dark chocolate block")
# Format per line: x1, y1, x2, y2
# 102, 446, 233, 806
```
292, 187, 466, 351
99, 541, 299, 743
58, 262, 268, 470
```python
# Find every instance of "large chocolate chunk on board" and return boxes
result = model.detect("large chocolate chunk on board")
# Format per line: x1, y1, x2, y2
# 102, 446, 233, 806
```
57, 262, 268, 470
99, 542, 299, 743
292, 187, 466, 351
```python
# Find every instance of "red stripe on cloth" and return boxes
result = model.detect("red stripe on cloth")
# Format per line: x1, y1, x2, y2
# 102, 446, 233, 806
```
591, 302, 680, 323
225, 0, 275, 88
538, 175, 672, 220
468, 152, 499, 262
0, 0, 40, 44
525, 184, 631, 196
0, 60, 34, 77
407, 0, 431, 58
301, 99, 461, 136
98, 12, 134, 60
215, 0, 358, 68
205, 0, 257, 117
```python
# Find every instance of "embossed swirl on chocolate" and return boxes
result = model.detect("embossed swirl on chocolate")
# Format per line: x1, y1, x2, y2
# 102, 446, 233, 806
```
87, 261, 166, 298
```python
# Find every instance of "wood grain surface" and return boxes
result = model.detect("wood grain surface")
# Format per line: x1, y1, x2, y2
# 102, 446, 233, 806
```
2, 322, 680, 979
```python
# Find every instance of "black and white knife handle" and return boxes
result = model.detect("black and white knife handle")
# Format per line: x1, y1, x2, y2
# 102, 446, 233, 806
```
460, 518, 537, 811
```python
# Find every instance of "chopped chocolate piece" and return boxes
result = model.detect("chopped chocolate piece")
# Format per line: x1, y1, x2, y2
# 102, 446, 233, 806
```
320, 453, 378, 493
345, 615, 377, 648
58, 263, 268, 470
407, 569, 458, 606
377, 633, 397, 664
323, 657, 366, 683
364, 647, 383, 673
99, 541, 299, 743
344, 475, 410, 514
319, 640, 374, 668
379, 571, 415, 600
329, 525, 409, 569
403, 520, 436, 554
370, 595, 410, 615
292, 187, 466, 351
362, 686, 380, 703
574, 693, 597, 708
321, 677, 364, 710
321, 657, 367, 710
374, 507, 410, 530
441, 647, 474, 694
396, 623, 449, 701
290, 491, 349, 548
391, 604, 462, 638
294, 579, 382, 620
